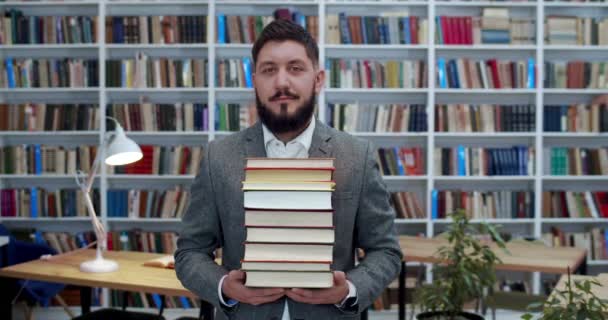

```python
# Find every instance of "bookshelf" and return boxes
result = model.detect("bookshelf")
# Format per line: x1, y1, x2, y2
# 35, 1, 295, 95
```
1, 0, 608, 311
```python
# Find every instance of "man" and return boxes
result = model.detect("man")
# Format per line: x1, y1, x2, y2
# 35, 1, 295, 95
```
175, 19, 402, 320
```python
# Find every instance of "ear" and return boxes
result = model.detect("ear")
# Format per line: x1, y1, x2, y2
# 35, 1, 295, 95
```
314, 69, 325, 94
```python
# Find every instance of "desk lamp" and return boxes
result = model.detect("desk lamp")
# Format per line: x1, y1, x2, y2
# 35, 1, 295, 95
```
75, 117, 142, 273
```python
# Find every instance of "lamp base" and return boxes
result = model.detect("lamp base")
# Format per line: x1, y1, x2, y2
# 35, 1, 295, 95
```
80, 257, 119, 273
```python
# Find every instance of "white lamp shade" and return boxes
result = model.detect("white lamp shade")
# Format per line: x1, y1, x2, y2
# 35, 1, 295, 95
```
104, 128, 143, 166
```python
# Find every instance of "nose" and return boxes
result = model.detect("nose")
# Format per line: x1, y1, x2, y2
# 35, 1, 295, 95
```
274, 67, 290, 90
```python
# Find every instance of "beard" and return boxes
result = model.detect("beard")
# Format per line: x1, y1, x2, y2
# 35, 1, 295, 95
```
255, 87, 316, 134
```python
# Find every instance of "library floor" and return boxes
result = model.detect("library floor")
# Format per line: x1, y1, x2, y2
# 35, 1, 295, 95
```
11, 306, 527, 320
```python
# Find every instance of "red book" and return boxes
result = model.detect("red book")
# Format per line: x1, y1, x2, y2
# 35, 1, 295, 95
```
595, 192, 608, 218
487, 59, 502, 89
440, 16, 449, 44
410, 16, 418, 44
363, 60, 372, 88
465, 17, 473, 44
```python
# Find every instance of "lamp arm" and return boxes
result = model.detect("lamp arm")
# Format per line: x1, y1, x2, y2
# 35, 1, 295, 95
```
75, 135, 110, 251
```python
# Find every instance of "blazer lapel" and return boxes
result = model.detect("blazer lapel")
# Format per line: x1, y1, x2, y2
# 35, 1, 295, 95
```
308, 119, 334, 158
244, 121, 267, 158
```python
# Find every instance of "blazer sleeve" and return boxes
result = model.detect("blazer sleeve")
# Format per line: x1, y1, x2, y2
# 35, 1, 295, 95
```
174, 142, 229, 310
344, 141, 404, 314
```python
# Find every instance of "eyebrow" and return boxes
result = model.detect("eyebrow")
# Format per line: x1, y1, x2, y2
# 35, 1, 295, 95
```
258, 59, 308, 67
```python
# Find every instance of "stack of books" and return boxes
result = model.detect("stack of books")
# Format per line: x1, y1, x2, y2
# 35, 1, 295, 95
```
241, 158, 336, 288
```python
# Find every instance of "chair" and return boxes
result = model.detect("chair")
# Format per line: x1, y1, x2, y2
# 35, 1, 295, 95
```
0, 225, 68, 320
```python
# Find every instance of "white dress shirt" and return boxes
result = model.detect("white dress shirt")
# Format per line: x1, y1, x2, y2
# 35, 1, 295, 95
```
218, 118, 357, 319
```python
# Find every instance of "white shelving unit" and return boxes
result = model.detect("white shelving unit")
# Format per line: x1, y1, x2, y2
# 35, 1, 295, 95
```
1, 0, 608, 307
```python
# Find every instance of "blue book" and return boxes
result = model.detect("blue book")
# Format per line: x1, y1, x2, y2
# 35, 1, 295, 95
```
448, 60, 460, 88
527, 58, 535, 89
242, 57, 253, 88
5, 58, 16, 88
152, 293, 163, 309
179, 296, 191, 308
393, 147, 405, 176
360, 17, 368, 44
338, 13, 351, 44
403, 17, 411, 44
437, 58, 448, 88
292, 11, 306, 29
431, 189, 438, 220
457, 145, 466, 176
76, 233, 88, 248
30, 145, 42, 218
217, 15, 226, 43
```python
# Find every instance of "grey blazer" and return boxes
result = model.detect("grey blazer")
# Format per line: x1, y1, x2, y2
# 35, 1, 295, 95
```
175, 120, 403, 320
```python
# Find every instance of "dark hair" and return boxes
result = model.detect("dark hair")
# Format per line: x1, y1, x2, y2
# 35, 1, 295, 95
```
251, 19, 319, 68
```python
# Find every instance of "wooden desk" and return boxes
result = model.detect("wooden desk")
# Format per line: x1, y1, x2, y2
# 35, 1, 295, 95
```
400, 235, 587, 274
395, 236, 587, 320
550, 274, 608, 307
0, 249, 211, 320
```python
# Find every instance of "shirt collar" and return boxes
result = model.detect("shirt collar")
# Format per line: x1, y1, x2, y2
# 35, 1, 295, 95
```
262, 117, 316, 152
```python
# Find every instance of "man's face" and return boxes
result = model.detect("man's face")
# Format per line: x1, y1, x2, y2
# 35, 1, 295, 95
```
253, 40, 325, 134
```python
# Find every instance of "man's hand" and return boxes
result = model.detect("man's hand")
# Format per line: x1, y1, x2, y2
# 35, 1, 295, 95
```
222, 270, 285, 306
285, 271, 349, 305
592, 94, 608, 105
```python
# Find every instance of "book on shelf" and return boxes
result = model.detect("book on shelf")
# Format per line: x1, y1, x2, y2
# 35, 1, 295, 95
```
107, 187, 190, 219
0, 104, 100, 131
544, 104, 608, 133
107, 145, 203, 175
107, 15, 207, 44
217, 10, 318, 44
542, 191, 608, 219
432, 190, 534, 220
544, 61, 608, 89
242, 157, 335, 288
376, 146, 424, 176
106, 55, 208, 88
327, 104, 427, 133
0, 10, 97, 45
1, 58, 98, 88
391, 191, 425, 219
0, 188, 100, 218
215, 58, 253, 88
435, 104, 535, 133
109, 103, 209, 132
326, 12, 427, 45
436, 58, 535, 89
434, 145, 535, 176
546, 147, 608, 175
325, 59, 427, 89
215, 102, 257, 132
0, 144, 96, 174
546, 16, 608, 46
435, 11, 535, 45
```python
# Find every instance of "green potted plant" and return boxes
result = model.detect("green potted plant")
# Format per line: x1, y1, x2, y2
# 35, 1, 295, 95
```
521, 268, 608, 320
415, 209, 507, 320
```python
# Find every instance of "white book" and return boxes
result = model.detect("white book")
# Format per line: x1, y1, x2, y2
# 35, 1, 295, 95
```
245, 271, 333, 288
244, 190, 332, 210
241, 261, 330, 272
245, 209, 333, 228
246, 227, 335, 244
244, 243, 333, 262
